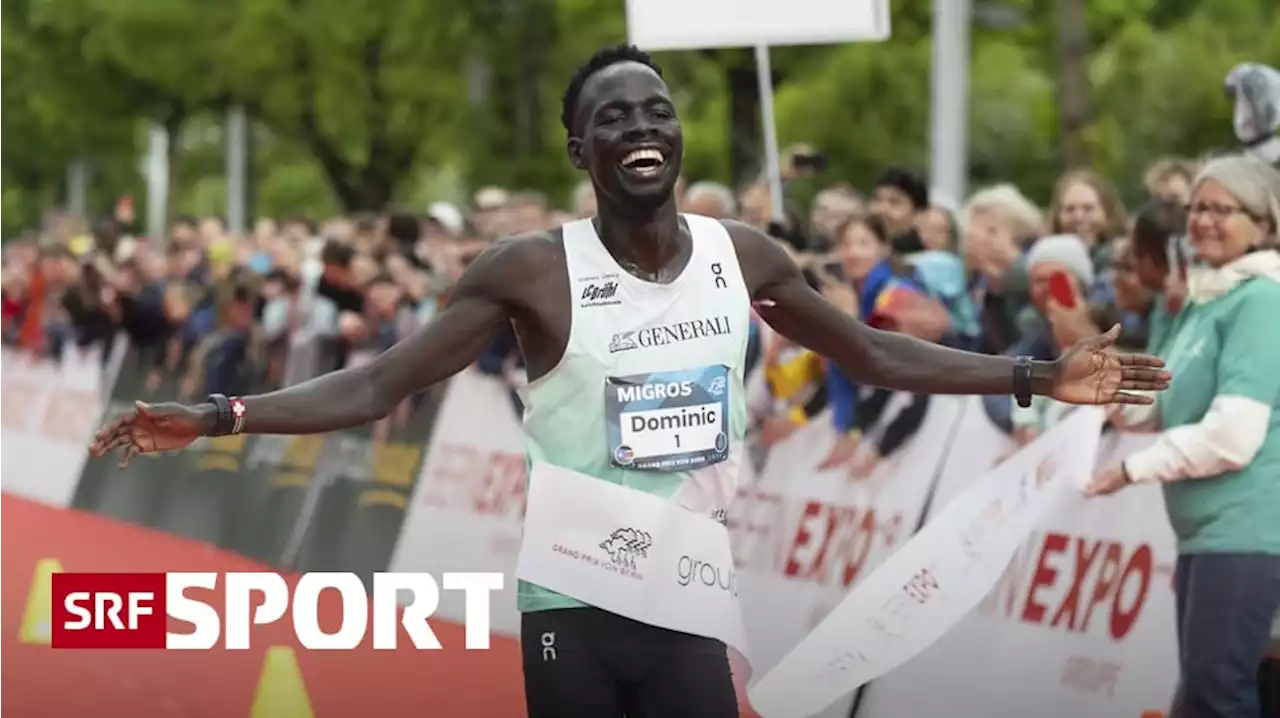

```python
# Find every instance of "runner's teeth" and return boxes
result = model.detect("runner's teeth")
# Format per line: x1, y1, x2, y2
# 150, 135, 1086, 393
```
622, 149, 665, 167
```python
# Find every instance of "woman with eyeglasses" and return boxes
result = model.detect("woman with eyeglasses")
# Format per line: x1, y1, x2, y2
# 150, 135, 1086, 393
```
1085, 153, 1280, 718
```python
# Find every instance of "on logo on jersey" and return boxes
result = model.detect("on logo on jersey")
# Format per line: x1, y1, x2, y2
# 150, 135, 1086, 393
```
608, 316, 731, 354
711, 262, 727, 289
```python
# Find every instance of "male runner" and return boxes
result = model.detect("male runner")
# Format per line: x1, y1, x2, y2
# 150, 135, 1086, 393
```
91, 45, 1170, 718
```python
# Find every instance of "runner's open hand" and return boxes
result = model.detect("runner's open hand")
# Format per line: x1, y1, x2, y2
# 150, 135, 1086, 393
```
1049, 325, 1170, 406
88, 401, 207, 468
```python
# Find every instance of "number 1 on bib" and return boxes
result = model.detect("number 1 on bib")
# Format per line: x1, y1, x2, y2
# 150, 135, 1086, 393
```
605, 366, 731, 472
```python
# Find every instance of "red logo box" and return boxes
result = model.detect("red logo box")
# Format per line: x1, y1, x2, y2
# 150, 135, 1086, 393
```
51, 573, 167, 649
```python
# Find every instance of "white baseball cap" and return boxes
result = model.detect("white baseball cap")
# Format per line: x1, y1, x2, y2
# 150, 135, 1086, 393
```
426, 202, 464, 235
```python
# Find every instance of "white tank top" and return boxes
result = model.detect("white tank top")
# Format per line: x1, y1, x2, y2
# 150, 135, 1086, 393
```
516, 214, 752, 611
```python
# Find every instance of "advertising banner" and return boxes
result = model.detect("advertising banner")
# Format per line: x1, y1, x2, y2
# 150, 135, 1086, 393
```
856, 406, 1178, 718
1, 345, 115, 507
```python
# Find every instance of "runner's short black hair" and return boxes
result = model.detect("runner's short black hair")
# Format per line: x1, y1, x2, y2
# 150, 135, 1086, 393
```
562, 44, 664, 135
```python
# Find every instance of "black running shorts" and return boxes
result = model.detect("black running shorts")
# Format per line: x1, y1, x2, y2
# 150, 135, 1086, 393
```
521, 606, 739, 718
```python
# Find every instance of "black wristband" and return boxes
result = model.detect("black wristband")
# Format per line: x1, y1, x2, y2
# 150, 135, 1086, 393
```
205, 393, 233, 437
1013, 356, 1034, 408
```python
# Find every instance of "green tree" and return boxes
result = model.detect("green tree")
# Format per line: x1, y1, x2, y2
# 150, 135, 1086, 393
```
6, 0, 1279, 228
1086, 5, 1280, 198
1, 0, 150, 235
22, 0, 476, 213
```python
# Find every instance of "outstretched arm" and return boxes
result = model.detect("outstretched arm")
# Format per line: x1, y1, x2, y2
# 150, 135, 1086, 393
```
731, 220, 1053, 394
91, 235, 537, 464
727, 221, 1168, 402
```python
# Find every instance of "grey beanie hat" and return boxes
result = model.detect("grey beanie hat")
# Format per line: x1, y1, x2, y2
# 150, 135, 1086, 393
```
1026, 233, 1096, 288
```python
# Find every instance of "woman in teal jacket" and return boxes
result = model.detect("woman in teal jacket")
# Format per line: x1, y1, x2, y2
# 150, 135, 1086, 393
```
1086, 154, 1280, 718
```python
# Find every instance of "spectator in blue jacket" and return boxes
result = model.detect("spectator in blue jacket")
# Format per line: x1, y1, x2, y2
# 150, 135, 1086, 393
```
869, 166, 980, 345
819, 214, 948, 470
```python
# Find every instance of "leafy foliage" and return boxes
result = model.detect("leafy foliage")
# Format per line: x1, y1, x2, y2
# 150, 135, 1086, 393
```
3, 0, 1278, 234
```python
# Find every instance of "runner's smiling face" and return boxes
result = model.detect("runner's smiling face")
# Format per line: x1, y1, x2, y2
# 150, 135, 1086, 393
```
568, 62, 684, 211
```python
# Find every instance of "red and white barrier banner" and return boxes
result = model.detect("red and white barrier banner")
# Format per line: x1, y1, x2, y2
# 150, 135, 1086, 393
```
1, 345, 115, 507
857, 400, 1178, 718
732, 396, 964, 718
749, 406, 1107, 717
388, 368, 529, 636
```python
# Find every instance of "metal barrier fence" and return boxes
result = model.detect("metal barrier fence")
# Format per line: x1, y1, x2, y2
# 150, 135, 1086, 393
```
70, 347, 442, 580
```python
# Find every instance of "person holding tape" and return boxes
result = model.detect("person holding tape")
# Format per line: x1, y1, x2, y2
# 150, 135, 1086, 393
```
91, 44, 1170, 718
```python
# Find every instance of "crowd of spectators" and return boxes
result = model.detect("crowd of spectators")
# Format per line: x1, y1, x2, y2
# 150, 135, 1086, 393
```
1, 191, 566, 438
720, 153, 1241, 478
0, 153, 1270, 463
4, 147, 1279, 714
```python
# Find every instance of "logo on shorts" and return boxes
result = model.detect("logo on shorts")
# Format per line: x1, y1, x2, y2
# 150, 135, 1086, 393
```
710, 508, 728, 526
581, 281, 621, 307
599, 528, 652, 570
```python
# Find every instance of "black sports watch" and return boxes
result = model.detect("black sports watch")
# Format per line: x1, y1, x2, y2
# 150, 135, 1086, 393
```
205, 393, 233, 436
1013, 356, 1034, 408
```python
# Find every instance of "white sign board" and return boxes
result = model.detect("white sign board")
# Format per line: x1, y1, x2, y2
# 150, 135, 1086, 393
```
1, 346, 114, 508
626, 0, 891, 51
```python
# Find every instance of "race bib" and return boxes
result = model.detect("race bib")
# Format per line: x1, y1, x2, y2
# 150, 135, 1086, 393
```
606, 365, 731, 471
